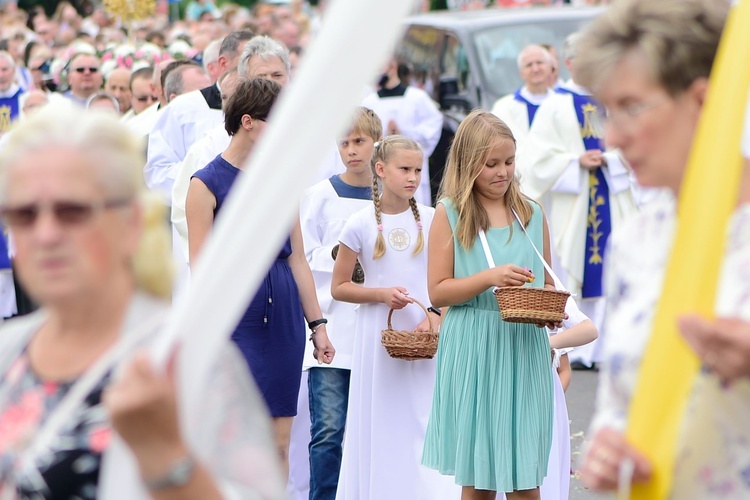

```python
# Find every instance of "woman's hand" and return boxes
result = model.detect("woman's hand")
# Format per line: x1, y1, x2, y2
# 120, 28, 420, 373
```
581, 427, 652, 491
679, 315, 750, 384
488, 264, 534, 287
104, 351, 188, 480
381, 286, 412, 309
311, 325, 336, 365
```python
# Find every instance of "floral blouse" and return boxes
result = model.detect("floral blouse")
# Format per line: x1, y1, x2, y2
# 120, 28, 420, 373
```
590, 192, 750, 499
0, 353, 111, 499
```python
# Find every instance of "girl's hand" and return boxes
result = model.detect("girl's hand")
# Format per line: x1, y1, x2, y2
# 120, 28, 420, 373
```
311, 325, 336, 364
536, 312, 568, 330
104, 351, 188, 479
581, 427, 652, 491
489, 264, 534, 287
382, 286, 412, 309
413, 314, 440, 333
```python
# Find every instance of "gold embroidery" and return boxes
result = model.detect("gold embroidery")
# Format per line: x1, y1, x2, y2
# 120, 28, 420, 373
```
0, 106, 11, 133
581, 102, 604, 140
587, 171, 605, 265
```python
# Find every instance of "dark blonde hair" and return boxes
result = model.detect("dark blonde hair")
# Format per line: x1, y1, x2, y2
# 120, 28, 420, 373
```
346, 106, 382, 143
575, 0, 728, 96
440, 109, 533, 250
371, 135, 424, 260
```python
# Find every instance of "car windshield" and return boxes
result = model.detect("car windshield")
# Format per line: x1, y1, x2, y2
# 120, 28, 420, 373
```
473, 18, 590, 98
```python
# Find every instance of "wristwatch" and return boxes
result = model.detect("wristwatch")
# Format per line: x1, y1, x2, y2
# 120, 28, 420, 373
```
145, 455, 196, 491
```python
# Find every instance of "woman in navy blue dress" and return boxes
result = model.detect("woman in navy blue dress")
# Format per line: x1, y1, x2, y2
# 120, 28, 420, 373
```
185, 78, 335, 470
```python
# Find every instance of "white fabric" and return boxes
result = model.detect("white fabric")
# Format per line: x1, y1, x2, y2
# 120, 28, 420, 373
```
287, 371, 311, 500
171, 127, 345, 264
361, 86, 443, 206
539, 367, 571, 500
171, 126, 231, 261
0, 272, 16, 318
335, 204, 460, 500
491, 87, 554, 145
0, 292, 286, 499
145, 90, 224, 203
590, 194, 750, 498
123, 101, 161, 137
299, 179, 371, 371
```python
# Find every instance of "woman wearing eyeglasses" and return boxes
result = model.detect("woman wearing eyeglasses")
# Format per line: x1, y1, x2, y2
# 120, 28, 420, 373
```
0, 104, 287, 499
575, 0, 750, 496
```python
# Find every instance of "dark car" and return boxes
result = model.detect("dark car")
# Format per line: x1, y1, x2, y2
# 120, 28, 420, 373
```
397, 6, 604, 201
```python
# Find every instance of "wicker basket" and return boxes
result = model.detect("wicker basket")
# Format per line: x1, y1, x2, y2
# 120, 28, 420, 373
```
494, 286, 570, 324
381, 299, 439, 361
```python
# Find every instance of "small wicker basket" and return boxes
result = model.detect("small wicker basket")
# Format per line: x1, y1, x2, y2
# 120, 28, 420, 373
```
381, 299, 439, 361
494, 287, 570, 324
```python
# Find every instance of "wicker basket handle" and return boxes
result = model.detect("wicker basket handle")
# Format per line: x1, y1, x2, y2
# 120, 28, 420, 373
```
386, 298, 434, 332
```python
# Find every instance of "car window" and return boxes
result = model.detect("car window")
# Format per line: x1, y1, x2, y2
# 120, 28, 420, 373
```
473, 19, 588, 98
400, 26, 442, 100
442, 34, 470, 95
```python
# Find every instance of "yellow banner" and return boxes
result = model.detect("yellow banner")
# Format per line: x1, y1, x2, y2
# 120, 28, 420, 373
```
626, 1, 750, 498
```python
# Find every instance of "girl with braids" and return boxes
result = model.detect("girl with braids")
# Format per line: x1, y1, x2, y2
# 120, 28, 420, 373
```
331, 135, 457, 500
422, 110, 561, 500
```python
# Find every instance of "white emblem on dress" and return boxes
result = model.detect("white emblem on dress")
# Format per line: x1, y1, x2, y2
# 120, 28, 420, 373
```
388, 228, 410, 251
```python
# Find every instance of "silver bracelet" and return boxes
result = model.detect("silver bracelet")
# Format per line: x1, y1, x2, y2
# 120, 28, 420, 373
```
144, 455, 196, 491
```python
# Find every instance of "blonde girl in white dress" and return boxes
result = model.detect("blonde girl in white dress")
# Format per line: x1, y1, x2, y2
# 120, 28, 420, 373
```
331, 135, 460, 500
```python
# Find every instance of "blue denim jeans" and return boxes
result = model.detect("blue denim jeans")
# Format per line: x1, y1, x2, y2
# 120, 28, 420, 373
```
308, 367, 350, 500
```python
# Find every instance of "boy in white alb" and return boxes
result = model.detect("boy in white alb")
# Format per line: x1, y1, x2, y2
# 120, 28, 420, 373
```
287, 108, 381, 500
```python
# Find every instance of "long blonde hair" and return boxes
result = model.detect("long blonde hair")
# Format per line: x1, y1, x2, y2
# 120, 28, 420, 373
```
0, 103, 173, 299
371, 135, 425, 260
439, 109, 534, 250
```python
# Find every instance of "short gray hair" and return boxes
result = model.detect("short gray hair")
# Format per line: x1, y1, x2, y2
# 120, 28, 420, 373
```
203, 39, 222, 71
0, 51, 15, 67
516, 44, 552, 70
238, 36, 290, 77
576, 0, 728, 96
164, 65, 205, 102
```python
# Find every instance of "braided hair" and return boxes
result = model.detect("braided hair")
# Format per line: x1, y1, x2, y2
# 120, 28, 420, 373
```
371, 135, 424, 260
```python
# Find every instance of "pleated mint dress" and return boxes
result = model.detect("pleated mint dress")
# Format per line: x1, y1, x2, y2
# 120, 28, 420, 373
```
422, 199, 553, 492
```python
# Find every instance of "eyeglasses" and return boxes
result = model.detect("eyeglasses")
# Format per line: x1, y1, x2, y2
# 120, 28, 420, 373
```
73, 67, 99, 74
0, 198, 132, 229
605, 97, 668, 130
134, 95, 157, 103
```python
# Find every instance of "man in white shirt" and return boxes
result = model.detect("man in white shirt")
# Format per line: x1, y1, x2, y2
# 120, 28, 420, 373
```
145, 30, 254, 203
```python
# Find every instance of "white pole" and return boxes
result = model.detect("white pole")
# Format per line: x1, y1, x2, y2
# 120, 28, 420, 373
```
150, 0, 418, 420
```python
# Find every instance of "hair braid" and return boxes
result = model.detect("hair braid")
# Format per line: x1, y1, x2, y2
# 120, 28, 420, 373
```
408, 197, 424, 256
372, 174, 387, 260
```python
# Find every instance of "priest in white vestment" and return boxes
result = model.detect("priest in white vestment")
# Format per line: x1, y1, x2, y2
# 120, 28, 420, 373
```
522, 35, 637, 368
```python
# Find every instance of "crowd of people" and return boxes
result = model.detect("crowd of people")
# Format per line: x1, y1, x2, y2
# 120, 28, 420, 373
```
0, 0, 747, 499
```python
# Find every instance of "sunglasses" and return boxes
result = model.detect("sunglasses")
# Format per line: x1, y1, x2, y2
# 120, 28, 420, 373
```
73, 67, 98, 74
0, 199, 131, 229
134, 95, 157, 103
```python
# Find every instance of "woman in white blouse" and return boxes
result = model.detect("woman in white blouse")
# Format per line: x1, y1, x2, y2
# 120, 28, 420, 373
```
573, 0, 750, 497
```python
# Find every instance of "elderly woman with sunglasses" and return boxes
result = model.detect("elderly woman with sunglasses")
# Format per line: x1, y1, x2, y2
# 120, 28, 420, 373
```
0, 104, 287, 499
574, 0, 750, 497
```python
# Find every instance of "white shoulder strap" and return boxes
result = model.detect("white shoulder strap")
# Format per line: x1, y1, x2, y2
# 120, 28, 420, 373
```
511, 209, 568, 292
477, 211, 568, 293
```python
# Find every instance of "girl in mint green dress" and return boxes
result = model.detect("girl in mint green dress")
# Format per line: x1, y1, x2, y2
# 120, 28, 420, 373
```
422, 110, 556, 499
